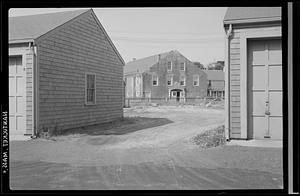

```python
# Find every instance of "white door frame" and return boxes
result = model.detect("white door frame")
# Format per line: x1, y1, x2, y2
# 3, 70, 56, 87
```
9, 48, 28, 135
239, 27, 281, 139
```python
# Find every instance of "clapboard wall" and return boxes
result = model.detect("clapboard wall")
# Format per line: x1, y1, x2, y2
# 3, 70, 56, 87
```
36, 11, 124, 132
228, 23, 281, 138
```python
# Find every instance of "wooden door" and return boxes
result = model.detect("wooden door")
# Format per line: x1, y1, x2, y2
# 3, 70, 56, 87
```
248, 39, 282, 140
9, 55, 26, 135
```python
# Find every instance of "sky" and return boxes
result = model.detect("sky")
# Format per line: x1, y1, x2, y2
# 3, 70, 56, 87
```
9, 7, 228, 65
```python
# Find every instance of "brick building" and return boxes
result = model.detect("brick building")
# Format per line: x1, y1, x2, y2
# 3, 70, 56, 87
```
9, 9, 124, 138
124, 50, 207, 103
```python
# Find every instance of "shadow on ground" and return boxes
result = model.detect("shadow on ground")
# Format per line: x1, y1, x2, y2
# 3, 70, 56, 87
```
61, 117, 173, 136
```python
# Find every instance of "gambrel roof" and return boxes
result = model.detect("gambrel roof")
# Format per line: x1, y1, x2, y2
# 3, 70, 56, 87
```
125, 50, 185, 75
9, 9, 125, 64
224, 7, 281, 24
125, 51, 170, 74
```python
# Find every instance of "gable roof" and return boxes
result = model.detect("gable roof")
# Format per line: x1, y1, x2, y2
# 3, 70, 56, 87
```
9, 9, 89, 42
124, 51, 170, 74
203, 70, 224, 81
9, 9, 125, 65
224, 7, 281, 24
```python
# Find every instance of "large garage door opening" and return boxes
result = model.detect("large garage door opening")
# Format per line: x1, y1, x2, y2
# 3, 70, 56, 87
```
248, 39, 282, 140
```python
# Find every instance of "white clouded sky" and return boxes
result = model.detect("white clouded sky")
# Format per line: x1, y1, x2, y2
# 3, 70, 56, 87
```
9, 7, 228, 65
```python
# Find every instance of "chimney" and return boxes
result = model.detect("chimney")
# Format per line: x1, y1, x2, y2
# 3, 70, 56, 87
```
158, 54, 161, 62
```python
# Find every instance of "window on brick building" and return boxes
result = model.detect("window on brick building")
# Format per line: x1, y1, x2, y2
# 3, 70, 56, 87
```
152, 74, 158, 86
167, 61, 172, 71
180, 62, 185, 71
85, 73, 96, 105
167, 75, 173, 86
193, 75, 199, 86
180, 75, 186, 86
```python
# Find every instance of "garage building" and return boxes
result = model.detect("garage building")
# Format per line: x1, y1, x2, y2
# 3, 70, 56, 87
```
224, 7, 282, 140
9, 9, 125, 138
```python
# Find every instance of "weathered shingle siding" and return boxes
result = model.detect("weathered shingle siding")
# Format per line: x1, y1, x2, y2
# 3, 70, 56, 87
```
37, 12, 123, 132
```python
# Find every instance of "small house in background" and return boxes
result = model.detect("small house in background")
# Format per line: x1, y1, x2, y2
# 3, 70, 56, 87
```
224, 7, 282, 140
203, 70, 225, 98
124, 50, 207, 104
206, 61, 225, 71
9, 9, 125, 138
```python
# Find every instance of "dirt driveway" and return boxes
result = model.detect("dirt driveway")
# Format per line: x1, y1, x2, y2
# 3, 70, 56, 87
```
10, 106, 283, 190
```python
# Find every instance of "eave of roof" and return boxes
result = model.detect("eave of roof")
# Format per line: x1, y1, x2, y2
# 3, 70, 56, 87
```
124, 51, 170, 74
9, 9, 125, 65
224, 16, 281, 25
223, 7, 281, 25
9, 9, 90, 42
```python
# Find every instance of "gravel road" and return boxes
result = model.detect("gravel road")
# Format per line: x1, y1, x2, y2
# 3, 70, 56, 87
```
10, 106, 282, 190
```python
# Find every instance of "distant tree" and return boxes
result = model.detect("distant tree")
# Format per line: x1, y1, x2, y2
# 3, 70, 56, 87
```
193, 62, 205, 69
207, 61, 224, 70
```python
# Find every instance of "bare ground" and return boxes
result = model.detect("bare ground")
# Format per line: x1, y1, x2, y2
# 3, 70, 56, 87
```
9, 106, 283, 190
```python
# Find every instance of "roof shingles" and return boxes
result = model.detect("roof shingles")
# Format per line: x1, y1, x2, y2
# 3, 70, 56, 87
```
9, 9, 89, 41
223, 7, 281, 24
124, 51, 170, 74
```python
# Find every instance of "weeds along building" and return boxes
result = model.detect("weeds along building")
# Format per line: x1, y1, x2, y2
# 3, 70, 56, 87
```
9, 9, 125, 137
124, 50, 207, 103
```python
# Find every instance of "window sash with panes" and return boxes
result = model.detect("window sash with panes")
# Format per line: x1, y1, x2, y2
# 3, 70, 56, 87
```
86, 73, 96, 104
180, 75, 186, 86
167, 75, 173, 86
193, 75, 199, 86
167, 61, 172, 71
180, 62, 185, 71
152, 75, 158, 86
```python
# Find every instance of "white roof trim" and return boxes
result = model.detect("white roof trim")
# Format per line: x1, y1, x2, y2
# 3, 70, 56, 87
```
224, 16, 281, 24
9, 38, 34, 44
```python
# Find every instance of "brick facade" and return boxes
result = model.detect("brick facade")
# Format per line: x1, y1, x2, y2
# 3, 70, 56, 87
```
125, 50, 207, 102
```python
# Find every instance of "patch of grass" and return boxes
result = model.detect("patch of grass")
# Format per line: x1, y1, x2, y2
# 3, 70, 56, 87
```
192, 125, 225, 149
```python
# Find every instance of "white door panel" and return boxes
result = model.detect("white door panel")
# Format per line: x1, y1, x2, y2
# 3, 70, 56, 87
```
269, 91, 282, 116
253, 117, 267, 139
252, 66, 267, 90
250, 42, 266, 65
9, 55, 26, 135
248, 39, 282, 140
252, 91, 266, 115
269, 117, 283, 140
268, 65, 282, 90
268, 41, 282, 64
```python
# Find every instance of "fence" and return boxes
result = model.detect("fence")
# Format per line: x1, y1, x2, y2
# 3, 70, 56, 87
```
124, 96, 224, 108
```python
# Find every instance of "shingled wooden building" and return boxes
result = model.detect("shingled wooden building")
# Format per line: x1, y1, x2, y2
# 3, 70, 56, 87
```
9, 9, 124, 137
224, 7, 282, 140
